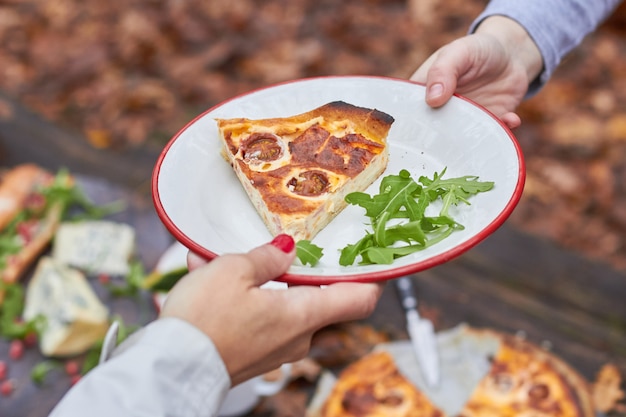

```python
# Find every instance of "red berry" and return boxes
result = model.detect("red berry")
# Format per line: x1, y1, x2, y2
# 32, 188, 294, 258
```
9, 340, 24, 360
98, 274, 111, 285
64, 361, 80, 376
0, 361, 7, 380
0, 380, 14, 396
16, 220, 37, 244
24, 332, 38, 348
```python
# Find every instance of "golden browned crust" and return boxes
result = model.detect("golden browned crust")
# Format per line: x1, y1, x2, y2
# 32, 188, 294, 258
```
217, 101, 394, 147
320, 351, 445, 417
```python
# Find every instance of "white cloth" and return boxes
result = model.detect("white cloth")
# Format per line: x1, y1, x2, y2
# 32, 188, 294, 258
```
49, 317, 231, 417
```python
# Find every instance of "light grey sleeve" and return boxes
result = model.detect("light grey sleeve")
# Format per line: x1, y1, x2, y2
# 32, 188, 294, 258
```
469, 0, 622, 96
49, 318, 231, 417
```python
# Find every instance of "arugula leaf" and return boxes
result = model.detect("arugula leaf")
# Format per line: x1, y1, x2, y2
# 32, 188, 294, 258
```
0, 281, 46, 339
42, 168, 125, 220
0, 212, 28, 270
296, 240, 324, 266
345, 170, 420, 221
339, 233, 375, 266
340, 168, 494, 266
104, 260, 146, 297
31, 360, 62, 385
383, 220, 427, 246
142, 266, 188, 292
360, 244, 426, 265
419, 169, 494, 219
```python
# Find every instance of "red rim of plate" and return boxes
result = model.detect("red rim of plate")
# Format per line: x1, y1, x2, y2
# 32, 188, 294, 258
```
152, 75, 526, 285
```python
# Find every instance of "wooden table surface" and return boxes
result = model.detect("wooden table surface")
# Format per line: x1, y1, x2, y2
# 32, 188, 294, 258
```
1, 93, 625, 416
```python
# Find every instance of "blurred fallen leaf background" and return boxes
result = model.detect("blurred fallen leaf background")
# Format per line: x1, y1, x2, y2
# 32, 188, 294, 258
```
0, 0, 624, 270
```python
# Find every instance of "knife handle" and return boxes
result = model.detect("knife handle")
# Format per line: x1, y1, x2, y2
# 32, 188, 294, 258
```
395, 276, 418, 310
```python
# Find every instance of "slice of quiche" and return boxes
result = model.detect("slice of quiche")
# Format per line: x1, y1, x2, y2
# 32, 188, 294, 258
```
215, 101, 394, 241
320, 350, 446, 417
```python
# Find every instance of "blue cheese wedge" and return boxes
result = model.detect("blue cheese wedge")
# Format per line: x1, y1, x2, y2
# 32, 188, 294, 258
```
52, 220, 135, 276
23, 257, 110, 357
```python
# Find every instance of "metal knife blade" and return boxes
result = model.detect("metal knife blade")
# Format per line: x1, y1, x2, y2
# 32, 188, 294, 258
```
395, 276, 440, 388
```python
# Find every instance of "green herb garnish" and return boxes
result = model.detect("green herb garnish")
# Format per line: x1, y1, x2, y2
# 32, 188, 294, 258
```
339, 168, 494, 266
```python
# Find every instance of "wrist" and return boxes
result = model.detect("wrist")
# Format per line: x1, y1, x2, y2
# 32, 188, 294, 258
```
474, 15, 543, 87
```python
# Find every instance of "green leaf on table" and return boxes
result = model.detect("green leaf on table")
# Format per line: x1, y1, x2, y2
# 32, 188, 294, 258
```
31, 360, 62, 385
104, 260, 146, 297
142, 266, 188, 292
43, 168, 126, 220
0, 281, 46, 340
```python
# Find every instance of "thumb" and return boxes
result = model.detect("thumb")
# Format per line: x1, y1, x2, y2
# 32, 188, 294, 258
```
411, 52, 459, 109
412, 37, 485, 108
422, 55, 461, 108
500, 112, 522, 129
243, 234, 297, 287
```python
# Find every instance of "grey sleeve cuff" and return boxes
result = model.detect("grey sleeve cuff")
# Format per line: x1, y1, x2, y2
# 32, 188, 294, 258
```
468, 0, 621, 97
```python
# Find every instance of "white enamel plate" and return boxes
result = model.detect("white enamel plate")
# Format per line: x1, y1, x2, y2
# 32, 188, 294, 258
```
152, 76, 525, 285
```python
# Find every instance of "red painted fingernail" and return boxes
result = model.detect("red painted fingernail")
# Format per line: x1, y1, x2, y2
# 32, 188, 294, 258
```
270, 234, 295, 253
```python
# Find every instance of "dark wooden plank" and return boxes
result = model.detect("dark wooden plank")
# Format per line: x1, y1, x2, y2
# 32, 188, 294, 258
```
465, 224, 626, 317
